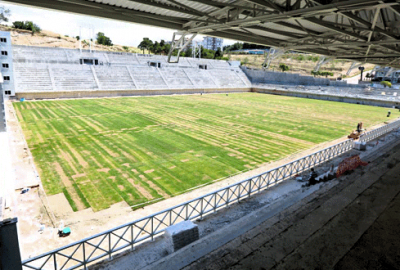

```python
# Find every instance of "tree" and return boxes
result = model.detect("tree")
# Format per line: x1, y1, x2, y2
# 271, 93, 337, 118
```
214, 47, 223, 59
279, 63, 290, 72
185, 48, 193, 58
0, 6, 10, 23
76, 36, 80, 41
12, 21, 41, 35
311, 70, 333, 77
138, 38, 153, 53
96, 32, 113, 46
152, 41, 162, 54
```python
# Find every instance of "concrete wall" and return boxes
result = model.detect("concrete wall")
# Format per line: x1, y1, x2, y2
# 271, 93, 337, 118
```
15, 87, 251, 100
252, 87, 400, 108
242, 67, 348, 87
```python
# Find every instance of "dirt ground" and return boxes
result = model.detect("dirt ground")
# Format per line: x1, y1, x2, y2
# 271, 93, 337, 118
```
4, 98, 396, 261
0, 25, 142, 53
230, 54, 375, 78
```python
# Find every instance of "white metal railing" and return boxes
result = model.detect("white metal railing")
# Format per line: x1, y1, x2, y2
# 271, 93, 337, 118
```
21, 119, 400, 270
359, 119, 400, 143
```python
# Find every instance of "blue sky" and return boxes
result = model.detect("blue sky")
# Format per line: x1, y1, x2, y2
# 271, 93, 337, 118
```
1, 2, 235, 47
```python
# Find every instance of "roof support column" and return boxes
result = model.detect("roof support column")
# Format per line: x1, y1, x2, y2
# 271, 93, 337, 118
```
314, 56, 334, 72
346, 61, 364, 76
262, 47, 285, 69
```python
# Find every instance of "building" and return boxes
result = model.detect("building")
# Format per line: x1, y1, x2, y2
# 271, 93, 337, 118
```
374, 67, 400, 83
0, 31, 15, 97
202, 36, 223, 51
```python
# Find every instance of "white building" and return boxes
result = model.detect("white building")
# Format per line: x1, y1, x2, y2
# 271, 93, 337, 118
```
374, 67, 400, 83
202, 37, 223, 51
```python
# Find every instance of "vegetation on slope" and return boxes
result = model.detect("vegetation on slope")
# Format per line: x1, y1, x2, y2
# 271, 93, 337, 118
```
0, 25, 142, 53
228, 53, 375, 78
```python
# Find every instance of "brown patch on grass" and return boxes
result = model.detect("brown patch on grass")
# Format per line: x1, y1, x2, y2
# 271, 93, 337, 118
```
127, 178, 154, 200
222, 143, 229, 146
64, 142, 89, 167
108, 176, 116, 181
153, 177, 161, 180
35, 133, 45, 143
202, 175, 211, 181
15, 107, 24, 121
263, 154, 270, 157
118, 185, 125, 191
89, 136, 119, 157
169, 166, 176, 169
72, 173, 86, 179
131, 169, 139, 174
195, 154, 202, 157
145, 169, 154, 174
65, 186, 86, 211
144, 178, 170, 198
60, 150, 79, 174
181, 159, 190, 162
123, 173, 128, 178
54, 162, 73, 187
212, 156, 218, 159
228, 153, 236, 157
122, 163, 130, 167
90, 157, 103, 168
244, 164, 253, 169
79, 180, 91, 184
97, 168, 110, 173
80, 118, 103, 132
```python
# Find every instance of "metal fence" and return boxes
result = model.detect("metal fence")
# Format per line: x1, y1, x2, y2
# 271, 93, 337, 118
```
22, 119, 400, 270
359, 119, 400, 143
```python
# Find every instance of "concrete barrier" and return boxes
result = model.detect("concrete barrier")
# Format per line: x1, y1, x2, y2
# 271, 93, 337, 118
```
15, 87, 252, 100
252, 87, 400, 108
242, 67, 347, 87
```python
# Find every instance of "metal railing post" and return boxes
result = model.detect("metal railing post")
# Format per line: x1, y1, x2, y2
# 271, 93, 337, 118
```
83, 242, 86, 270
108, 233, 112, 260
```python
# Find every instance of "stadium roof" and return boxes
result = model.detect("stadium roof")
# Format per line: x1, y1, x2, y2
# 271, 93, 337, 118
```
5, 0, 400, 67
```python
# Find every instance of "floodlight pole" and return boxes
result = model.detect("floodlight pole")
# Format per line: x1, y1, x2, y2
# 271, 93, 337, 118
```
167, 32, 197, 63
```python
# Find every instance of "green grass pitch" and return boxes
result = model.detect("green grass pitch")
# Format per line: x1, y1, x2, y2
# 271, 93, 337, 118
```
13, 93, 399, 211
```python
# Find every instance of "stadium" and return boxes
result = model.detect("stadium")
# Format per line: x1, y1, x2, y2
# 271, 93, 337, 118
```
1, 1, 400, 270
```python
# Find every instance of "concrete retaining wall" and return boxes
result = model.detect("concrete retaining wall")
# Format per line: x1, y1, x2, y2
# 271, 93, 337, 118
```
242, 67, 344, 87
252, 87, 400, 108
15, 87, 251, 100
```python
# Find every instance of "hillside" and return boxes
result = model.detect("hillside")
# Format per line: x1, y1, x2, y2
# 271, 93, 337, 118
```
228, 53, 375, 79
0, 25, 142, 53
